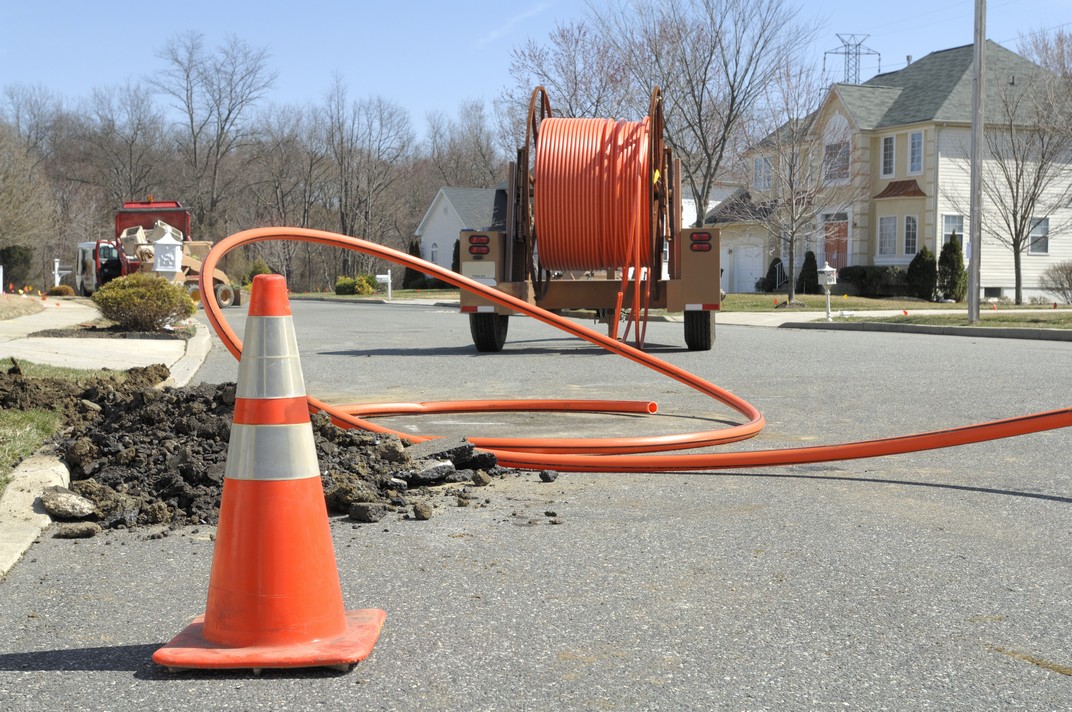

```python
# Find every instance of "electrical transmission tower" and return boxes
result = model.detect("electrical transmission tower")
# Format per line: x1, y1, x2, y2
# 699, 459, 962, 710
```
824, 34, 881, 84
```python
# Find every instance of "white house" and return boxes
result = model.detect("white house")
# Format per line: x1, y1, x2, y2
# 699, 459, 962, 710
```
415, 187, 498, 270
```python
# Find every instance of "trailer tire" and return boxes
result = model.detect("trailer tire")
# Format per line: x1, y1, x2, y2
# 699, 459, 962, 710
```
186, 283, 202, 306
469, 313, 509, 352
684, 311, 714, 351
215, 282, 235, 308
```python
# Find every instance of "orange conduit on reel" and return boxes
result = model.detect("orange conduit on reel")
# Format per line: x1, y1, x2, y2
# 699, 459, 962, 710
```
199, 228, 1072, 473
535, 117, 650, 272
532, 110, 656, 346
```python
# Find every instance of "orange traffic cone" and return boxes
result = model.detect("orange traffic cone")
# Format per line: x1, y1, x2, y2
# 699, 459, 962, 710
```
153, 274, 385, 672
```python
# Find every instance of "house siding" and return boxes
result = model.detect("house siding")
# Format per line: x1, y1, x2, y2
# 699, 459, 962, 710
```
937, 126, 1072, 298
418, 195, 463, 270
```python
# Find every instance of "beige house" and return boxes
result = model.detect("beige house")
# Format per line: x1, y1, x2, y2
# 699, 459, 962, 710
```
710, 41, 1072, 300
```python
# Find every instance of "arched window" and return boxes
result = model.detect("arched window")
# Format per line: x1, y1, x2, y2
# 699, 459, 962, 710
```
430, 242, 439, 264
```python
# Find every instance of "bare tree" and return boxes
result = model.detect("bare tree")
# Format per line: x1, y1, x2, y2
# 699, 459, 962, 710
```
0, 121, 58, 287
590, 0, 819, 225
323, 79, 414, 276
151, 32, 276, 239
242, 104, 334, 288
983, 77, 1072, 303
1020, 29, 1072, 87
72, 83, 169, 205
944, 68, 1072, 304
728, 62, 863, 301
497, 19, 634, 160
1, 84, 62, 171
501, 20, 632, 127
425, 100, 505, 188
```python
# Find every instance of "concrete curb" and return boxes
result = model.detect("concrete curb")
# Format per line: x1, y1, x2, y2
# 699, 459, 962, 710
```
161, 321, 214, 388
780, 320, 1072, 341
0, 455, 70, 579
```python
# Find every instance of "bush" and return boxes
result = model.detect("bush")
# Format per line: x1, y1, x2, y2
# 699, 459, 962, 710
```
838, 265, 908, 297
795, 251, 819, 294
92, 273, 196, 331
0, 245, 35, 290
757, 257, 782, 292
334, 275, 378, 296
1040, 259, 1072, 304
46, 284, 75, 297
245, 257, 273, 283
938, 234, 968, 301
402, 240, 425, 289
906, 246, 938, 300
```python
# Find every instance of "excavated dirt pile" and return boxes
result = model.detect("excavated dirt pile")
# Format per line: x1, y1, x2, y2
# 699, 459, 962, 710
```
2, 364, 508, 532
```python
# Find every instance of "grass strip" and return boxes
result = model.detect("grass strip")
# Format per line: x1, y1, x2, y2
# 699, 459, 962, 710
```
0, 408, 62, 491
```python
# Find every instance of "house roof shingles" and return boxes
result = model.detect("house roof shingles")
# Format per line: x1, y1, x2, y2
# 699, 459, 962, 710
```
836, 41, 1049, 130
440, 187, 497, 230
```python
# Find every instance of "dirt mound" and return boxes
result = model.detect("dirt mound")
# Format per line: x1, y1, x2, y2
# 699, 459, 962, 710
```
3, 365, 506, 532
1, 362, 170, 429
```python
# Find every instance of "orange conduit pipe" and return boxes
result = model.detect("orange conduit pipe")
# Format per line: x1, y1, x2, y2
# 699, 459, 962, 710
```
199, 228, 1072, 472
534, 117, 651, 346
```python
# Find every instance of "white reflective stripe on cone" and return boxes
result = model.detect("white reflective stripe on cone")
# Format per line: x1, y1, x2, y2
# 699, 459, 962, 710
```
225, 423, 321, 481
236, 316, 306, 399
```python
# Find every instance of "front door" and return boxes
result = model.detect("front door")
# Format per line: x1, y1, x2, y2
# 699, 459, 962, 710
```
824, 216, 848, 269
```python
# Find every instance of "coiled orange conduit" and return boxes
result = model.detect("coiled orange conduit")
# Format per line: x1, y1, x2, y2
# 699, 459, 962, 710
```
199, 228, 1072, 472
535, 117, 652, 344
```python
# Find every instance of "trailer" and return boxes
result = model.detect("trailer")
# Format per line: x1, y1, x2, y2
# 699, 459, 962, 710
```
458, 87, 720, 352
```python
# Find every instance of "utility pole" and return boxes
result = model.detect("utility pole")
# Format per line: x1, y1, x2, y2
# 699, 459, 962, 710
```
968, 0, 986, 323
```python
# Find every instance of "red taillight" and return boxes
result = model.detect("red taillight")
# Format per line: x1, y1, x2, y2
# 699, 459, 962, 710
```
689, 231, 712, 252
469, 245, 490, 255
468, 234, 490, 245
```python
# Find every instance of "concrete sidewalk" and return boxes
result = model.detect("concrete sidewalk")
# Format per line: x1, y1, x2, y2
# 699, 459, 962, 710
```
0, 299, 214, 379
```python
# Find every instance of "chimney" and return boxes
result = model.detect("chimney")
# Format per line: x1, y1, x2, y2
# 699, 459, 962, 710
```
906, 55, 913, 65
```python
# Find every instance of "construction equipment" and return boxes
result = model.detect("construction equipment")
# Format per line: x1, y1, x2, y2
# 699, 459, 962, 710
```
75, 199, 238, 307
459, 87, 720, 352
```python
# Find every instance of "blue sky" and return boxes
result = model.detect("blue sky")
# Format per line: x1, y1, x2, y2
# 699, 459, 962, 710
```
1, 0, 1068, 136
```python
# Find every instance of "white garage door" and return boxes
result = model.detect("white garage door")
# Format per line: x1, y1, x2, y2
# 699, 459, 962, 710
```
733, 244, 764, 293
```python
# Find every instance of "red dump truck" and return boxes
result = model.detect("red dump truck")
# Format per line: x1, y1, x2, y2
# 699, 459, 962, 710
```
75, 199, 237, 306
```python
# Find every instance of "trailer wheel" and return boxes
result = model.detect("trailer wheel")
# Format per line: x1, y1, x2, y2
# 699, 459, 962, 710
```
469, 313, 509, 352
215, 282, 235, 308
684, 311, 714, 351
186, 284, 202, 305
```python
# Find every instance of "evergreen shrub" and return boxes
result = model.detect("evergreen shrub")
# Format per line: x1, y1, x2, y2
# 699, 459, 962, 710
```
906, 246, 938, 300
796, 251, 819, 294
938, 235, 968, 301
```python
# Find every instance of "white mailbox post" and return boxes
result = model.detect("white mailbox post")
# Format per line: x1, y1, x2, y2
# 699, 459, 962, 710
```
153, 229, 184, 285
375, 269, 392, 301
819, 262, 837, 322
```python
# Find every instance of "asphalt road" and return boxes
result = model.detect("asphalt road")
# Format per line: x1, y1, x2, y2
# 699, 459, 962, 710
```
1, 300, 1069, 710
